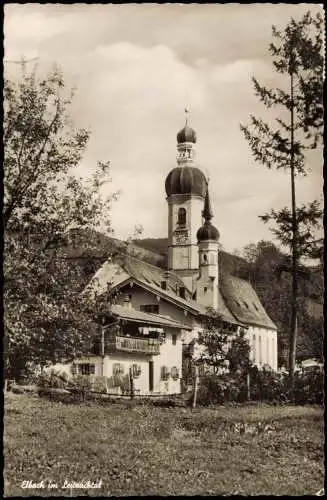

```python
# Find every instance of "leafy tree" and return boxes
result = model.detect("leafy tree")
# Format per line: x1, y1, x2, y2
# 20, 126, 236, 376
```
195, 315, 253, 404
4, 63, 119, 381
196, 310, 237, 374
196, 310, 252, 376
226, 327, 252, 376
240, 11, 324, 392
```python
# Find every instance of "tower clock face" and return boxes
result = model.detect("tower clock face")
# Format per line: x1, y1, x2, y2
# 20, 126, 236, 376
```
174, 229, 188, 245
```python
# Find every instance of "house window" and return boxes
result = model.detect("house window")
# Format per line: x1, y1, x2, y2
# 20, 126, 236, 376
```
204, 287, 207, 293
179, 287, 186, 299
259, 336, 262, 365
203, 254, 207, 262
161, 281, 167, 290
177, 208, 187, 226
78, 363, 95, 375
113, 363, 125, 375
172, 334, 177, 345
140, 304, 159, 314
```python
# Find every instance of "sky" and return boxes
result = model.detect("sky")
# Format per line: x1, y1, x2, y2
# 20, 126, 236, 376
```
4, 3, 324, 253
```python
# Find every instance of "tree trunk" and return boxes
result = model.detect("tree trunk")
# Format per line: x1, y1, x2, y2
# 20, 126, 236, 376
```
288, 66, 298, 398
192, 365, 199, 408
246, 372, 251, 401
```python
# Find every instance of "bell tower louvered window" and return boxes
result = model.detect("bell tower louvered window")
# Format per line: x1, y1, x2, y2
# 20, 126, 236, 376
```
177, 207, 187, 227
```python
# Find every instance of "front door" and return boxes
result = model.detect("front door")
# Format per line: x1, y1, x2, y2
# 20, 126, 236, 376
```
149, 360, 154, 392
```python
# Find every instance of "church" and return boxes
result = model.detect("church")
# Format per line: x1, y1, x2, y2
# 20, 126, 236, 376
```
67, 116, 278, 395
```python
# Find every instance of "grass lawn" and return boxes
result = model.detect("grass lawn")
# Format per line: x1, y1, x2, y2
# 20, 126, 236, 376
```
4, 393, 324, 496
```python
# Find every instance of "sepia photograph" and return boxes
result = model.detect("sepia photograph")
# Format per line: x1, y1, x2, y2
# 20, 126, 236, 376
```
3, 3, 324, 497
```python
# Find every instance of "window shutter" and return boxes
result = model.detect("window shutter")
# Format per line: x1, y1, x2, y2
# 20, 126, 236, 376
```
171, 366, 179, 380
161, 366, 170, 380
113, 363, 125, 375
132, 364, 141, 378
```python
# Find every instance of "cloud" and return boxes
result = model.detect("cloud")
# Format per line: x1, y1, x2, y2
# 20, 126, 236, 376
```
4, 4, 323, 252
4, 10, 74, 43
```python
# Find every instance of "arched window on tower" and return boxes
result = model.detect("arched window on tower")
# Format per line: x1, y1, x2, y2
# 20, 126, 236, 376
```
177, 208, 187, 227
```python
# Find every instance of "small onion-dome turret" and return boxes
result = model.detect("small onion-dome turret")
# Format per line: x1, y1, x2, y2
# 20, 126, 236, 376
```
197, 221, 220, 242
165, 166, 207, 197
197, 186, 220, 242
177, 125, 197, 144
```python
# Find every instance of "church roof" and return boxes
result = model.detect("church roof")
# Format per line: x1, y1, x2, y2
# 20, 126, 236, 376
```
165, 166, 207, 197
219, 274, 276, 330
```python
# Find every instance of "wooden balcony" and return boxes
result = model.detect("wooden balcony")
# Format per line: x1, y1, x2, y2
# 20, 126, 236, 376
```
114, 335, 160, 355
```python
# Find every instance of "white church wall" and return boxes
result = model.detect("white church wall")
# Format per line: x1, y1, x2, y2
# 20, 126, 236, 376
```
245, 326, 278, 371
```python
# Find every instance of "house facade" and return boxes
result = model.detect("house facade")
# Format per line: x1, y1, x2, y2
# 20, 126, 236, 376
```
79, 117, 278, 392
52, 304, 191, 395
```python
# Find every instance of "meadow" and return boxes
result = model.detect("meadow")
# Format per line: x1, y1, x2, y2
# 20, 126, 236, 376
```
4, 393, 324, 496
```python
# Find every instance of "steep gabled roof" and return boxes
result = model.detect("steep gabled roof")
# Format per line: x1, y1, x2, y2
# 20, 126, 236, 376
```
220, 274, 277, 330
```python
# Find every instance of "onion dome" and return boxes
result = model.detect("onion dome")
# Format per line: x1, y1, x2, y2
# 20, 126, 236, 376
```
177, 125, 197, 144
197, 187, 220, 242
197, 221, 220, 242
165, 166, 207, 197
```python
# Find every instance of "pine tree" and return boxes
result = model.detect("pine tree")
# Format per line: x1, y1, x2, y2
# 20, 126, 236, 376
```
240, 11, 324, 393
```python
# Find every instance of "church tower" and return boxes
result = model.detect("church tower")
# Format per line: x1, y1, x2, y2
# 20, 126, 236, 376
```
165, 113, 207, 291
196, 185, 220, 309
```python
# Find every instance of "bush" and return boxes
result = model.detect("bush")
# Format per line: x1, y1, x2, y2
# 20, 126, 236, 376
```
293, 367, 324, 405
195, 368, 287, 406
70, 374, 93, 400
196, 373, 243, 406
92, 376, 108, 393
249, 366, 285, 402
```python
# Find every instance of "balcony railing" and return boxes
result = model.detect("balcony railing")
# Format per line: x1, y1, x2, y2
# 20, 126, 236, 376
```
115, 336, 160, 355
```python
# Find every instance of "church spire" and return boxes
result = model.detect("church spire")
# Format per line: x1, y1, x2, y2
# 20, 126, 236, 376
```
202, 184, 213, 221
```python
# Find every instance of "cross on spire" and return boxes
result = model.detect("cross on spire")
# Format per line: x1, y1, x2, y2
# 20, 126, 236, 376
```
184, 107, 190, 126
